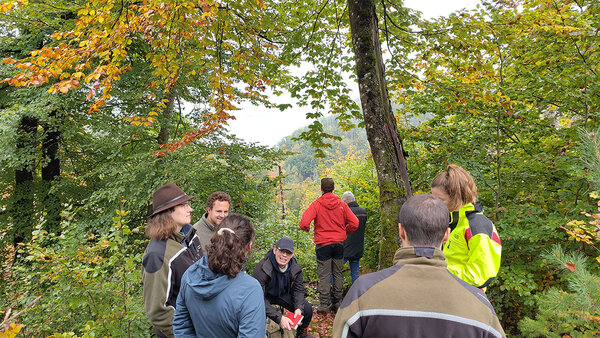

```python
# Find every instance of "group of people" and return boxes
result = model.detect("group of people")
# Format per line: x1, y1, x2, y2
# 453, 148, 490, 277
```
141, 164, 505, 337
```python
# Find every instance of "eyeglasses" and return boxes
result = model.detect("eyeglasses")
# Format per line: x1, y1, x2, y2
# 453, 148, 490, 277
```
276, 248, 293, 256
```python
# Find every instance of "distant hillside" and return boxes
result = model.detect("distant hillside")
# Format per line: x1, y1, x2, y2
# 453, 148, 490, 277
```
276, 115, 369, 182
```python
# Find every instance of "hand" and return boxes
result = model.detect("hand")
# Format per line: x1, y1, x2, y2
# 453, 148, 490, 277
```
294, 309, 302, 318
280, 316, 293, 331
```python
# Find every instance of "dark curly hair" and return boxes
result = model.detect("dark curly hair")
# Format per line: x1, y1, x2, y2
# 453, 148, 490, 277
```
206, 213, 255, 278
206, 191, 231, 210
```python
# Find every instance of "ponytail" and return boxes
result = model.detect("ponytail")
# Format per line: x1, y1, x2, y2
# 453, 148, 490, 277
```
431, 164, 478, 212
206, 213, 255, 278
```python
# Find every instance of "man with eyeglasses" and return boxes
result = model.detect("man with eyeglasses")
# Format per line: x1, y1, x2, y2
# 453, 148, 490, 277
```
252, 237, 314, 338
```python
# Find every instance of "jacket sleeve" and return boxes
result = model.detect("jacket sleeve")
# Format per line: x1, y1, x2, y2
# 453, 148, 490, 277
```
292, 266, 306, 312
344, 204, 359, 234
332, 295, 361, 338
142, 253, 175, 338
299, 202, 317, 232
238, 281, 267, 338
172, 279, 195, 337
459, 233, 502, 288
252, 261, 282, 324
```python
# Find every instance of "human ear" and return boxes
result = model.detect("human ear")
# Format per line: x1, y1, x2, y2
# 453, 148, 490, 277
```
442, 228, 450, 243
398, 223, 407, 241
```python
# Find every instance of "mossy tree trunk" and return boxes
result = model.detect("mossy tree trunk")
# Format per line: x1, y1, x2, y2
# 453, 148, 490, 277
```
12, 115, 38, 246
41, 109, 61, 234
347, 0, 412, 268
157, 92, 176, 145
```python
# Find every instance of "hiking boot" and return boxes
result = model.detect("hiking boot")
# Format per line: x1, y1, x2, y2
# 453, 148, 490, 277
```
330, 302, 340, 313
296, 327, 316, 338
316, 305, 330, 314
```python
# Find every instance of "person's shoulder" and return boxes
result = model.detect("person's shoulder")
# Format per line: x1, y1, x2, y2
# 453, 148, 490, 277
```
142, 239, 168, 273
192, 214, 209, 227
290, 258, 303, 274
253, 255, 271, 273
240, 272, 263, 289
448, 273, 499, 313
341, 265, 404, 305
466, 212, 494, 237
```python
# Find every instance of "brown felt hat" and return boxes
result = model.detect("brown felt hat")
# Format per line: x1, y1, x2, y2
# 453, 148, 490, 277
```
151, 183, 193, 216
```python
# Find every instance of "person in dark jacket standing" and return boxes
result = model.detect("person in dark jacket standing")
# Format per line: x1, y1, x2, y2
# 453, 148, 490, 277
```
332, 194, 505, 338
142, 183, 204, 338
252, 237, 314, 338
341, 191, 367, 284
299, 178, 359, 313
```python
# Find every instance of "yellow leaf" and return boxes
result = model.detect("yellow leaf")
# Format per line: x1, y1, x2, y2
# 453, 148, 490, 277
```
1, 323, 24, 337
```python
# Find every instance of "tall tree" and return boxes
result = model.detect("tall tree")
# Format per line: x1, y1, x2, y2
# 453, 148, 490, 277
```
347, 0, 411, 267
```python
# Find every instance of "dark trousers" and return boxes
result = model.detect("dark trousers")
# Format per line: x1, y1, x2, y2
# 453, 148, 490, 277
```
267, 293, 313, 330
154, 327, 167, 338
315, 242, 344, 307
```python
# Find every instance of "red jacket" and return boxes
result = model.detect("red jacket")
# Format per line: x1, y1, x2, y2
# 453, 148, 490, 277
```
299, 192, 359, 245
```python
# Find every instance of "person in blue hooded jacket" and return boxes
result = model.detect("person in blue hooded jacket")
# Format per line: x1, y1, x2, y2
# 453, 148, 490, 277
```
173, 214, 265, 338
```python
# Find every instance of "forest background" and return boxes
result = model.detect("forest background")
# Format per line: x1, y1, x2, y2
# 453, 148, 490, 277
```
1, 0, 599, 337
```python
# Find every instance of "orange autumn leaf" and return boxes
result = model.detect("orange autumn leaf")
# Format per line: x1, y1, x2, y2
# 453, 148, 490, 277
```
564, 262, 576, 272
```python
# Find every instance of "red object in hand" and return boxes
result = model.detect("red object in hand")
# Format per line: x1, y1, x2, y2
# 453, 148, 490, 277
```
284, 312, 303, 329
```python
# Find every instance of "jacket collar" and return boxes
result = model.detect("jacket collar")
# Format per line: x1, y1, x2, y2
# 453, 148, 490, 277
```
392, 246, 447, 268
200, 213, 216, 231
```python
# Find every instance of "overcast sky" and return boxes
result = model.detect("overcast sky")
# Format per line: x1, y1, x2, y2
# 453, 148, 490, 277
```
226, 0, 481, 147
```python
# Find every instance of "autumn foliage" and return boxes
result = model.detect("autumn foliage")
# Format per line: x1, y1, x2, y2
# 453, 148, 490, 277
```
2, 0, 286, 154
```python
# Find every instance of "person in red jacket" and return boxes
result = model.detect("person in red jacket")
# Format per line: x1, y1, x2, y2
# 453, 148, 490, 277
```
300, 178, 359, 313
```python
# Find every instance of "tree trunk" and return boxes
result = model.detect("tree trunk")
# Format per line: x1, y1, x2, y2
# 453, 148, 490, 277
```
157, 93, 176, 145
347, 0, 412, 268
12, 116, 38, 246
41, 109, 61, 234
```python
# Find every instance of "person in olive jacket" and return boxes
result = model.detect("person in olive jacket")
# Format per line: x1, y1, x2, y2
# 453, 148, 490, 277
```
252, 237, 314, 338
142, 183, 203, 338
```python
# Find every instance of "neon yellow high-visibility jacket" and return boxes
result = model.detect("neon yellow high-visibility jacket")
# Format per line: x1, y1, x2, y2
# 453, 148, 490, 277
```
443, 202, 502, 289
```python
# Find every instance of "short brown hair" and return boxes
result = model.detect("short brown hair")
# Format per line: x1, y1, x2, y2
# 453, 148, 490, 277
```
399, 194, 449, 247
206, 191, 231, 210
321, 178, 334, 193
431, 164, 478, 212
145, 208, 177, 240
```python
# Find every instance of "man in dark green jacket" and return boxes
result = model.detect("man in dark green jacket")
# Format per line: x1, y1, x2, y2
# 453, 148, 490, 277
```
192, 191, 230, 251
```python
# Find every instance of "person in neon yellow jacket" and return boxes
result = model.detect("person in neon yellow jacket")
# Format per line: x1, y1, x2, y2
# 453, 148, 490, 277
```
431, 164, 502, 289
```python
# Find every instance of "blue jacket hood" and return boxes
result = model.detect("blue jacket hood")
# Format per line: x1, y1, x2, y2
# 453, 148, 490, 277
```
185, 256, 235, 300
